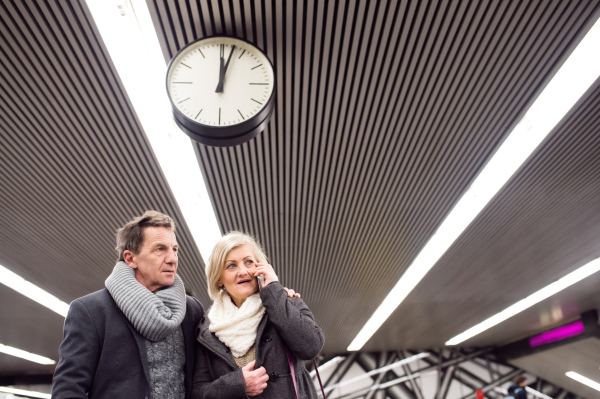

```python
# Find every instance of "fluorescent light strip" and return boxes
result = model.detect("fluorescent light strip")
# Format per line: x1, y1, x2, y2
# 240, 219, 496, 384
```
347, 16, 600, 351
85, 0, 222, 260
310, 356, 345, 378
566, 371, 600, 392
0, 387, 51, 399
0, 344, 55, 365
446, 258, 600, 345
0, 265, 69, 317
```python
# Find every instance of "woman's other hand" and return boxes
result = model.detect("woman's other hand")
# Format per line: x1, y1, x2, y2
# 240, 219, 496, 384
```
241, 360, 268, 396
253, 263, 279, 288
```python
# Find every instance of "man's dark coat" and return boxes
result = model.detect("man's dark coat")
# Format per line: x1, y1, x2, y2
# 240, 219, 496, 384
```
51, 288, 204, 399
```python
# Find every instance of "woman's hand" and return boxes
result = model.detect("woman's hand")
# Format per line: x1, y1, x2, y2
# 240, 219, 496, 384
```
242, 361, 268, 396
253, 263, 279, 288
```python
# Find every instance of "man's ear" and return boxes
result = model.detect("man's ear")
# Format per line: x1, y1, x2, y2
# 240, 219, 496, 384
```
123, 250, 137, 268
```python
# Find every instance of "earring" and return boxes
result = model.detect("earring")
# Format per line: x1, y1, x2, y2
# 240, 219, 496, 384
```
219, 286, 224, 295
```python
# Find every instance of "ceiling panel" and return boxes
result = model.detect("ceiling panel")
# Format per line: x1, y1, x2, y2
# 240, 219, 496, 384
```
511, 337, 600, 399
146, 0, 600, 352
367, 76, 600, 350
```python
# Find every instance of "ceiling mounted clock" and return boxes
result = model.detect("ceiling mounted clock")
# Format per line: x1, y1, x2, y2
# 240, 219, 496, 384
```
166, 36, 275, 147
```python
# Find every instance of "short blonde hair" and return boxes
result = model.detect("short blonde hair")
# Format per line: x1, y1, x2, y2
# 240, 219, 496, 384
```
205, 231, 268, 300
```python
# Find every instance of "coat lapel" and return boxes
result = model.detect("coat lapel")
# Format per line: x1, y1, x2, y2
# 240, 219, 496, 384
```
196, 319, 239, 370
125, 320, 151, 386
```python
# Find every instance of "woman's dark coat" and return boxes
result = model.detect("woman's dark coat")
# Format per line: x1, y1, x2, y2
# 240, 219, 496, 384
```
192, 282, 325, 399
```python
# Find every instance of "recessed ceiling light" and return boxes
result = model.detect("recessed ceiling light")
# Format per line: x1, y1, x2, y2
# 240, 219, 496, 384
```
347, 14, 600, 351
84, 0, 222, 261
0, 265, 69, 317
0, 343, 55, 365
566, 371, 600, 392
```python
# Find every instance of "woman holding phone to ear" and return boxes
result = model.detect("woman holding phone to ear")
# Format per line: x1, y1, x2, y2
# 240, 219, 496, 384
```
192, 231, 325, 399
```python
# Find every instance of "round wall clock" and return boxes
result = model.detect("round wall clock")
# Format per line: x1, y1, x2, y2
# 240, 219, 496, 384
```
166, 36, 275, 147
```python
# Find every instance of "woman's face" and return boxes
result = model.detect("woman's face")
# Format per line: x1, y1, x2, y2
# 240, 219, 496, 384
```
218, 244, 259, 307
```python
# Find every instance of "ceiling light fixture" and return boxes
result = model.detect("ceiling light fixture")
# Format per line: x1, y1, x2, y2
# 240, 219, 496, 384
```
445, 258, 600, 345
84, 0, 222, 261
566, 371, 600, 392
0, 387, 51, 399
0, 265, 69, 317
0, 343, 55, 365
347, 16, 600, 351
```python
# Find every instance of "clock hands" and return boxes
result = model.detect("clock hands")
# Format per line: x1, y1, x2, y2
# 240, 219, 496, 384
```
215, 44, 236, 93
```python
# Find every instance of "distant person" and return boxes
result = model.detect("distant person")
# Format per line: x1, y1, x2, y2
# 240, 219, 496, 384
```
52, 211, 204, 398
508, 375, 528, 399
192, 231, 324, 398
505, 385, 517, 399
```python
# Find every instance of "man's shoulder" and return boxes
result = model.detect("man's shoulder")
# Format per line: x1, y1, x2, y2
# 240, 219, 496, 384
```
185, 295, 204, 313
71, 288, 116, 313
185, 295, 205, 325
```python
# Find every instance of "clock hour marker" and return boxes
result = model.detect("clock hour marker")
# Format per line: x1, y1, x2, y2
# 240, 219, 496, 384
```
219, 108, 221, 125
181, 63, 191, 69
238, 49, 246, 59
174, 82, 193, 84
251, 64, 263, 70
238, 109, 244, 120
195, 109, 203, 119
251, 98, 262, 105
198, 49, 205, 58
249, 83, 268, 85
178, 98, 190, 104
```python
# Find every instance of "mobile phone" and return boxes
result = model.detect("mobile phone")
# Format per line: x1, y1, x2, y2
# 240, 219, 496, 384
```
257, 274, 265, 290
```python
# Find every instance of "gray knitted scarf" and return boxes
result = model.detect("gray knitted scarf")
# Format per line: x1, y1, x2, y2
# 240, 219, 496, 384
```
105, 261, 187, 342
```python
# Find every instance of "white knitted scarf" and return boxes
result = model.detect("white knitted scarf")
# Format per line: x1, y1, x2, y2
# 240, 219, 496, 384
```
208, 291, 265, 357
105, 261, 187, 342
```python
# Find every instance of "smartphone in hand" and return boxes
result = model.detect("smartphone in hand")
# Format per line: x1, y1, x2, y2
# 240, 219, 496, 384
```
257, 274, 265, 290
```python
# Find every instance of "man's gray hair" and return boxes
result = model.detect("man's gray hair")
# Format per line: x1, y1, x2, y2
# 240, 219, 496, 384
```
115, 211, 176, 261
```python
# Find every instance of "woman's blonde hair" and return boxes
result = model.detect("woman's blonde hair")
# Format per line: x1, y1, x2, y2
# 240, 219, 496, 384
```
205, 231, 269, 300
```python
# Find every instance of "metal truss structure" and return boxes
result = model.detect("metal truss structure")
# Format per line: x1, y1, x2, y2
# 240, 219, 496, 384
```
313, 349, 581, 399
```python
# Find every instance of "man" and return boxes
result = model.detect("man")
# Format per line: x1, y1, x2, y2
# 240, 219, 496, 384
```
52, 210, 299, 398
52, 211, 203, 398
508, 375, 528, 399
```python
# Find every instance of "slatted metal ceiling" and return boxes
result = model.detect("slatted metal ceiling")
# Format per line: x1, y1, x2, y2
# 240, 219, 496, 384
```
148, 0, 600, 353
0, 0, 599, 379
0, 0, 209, 305
368, 76, 600, 350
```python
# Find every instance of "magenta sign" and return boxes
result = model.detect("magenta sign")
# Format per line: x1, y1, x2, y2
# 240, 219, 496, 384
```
529, 320, 585, 348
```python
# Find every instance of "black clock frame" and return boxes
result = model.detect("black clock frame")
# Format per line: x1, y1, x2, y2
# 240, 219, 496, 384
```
166, 35, 276, 147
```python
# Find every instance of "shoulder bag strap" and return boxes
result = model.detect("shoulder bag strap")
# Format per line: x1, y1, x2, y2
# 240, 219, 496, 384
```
286, 348, 327, 399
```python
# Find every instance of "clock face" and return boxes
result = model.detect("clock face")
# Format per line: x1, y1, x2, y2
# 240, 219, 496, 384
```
166, 37, 275, 127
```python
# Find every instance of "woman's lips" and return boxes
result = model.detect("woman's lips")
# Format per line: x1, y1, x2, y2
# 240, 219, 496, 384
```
237, 280, 251, 285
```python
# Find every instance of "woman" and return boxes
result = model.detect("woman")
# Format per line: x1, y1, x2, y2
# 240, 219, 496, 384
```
192, 232, 324, 398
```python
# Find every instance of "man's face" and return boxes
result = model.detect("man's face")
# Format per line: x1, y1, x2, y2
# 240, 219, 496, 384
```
124, 227, 178, 293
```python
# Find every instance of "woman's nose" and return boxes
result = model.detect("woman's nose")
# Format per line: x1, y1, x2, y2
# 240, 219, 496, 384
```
238, 264, 250, 276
